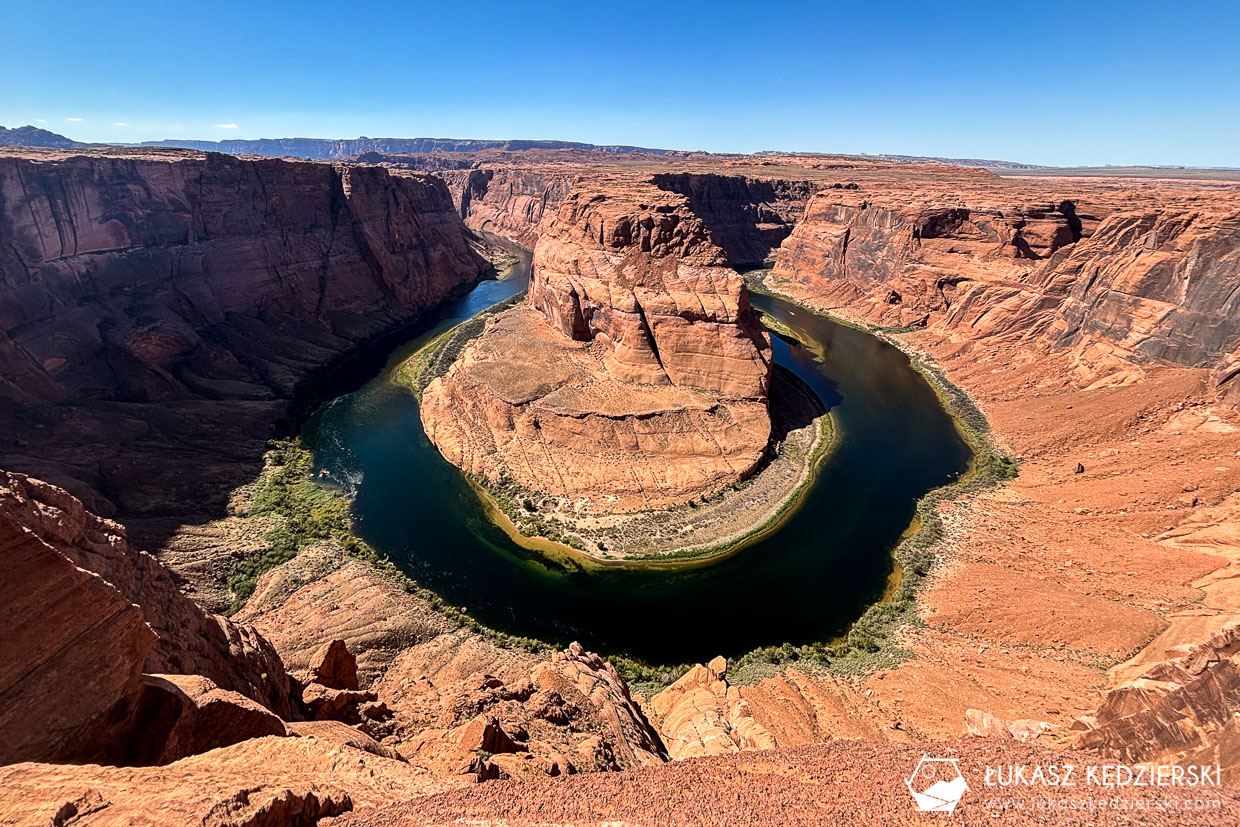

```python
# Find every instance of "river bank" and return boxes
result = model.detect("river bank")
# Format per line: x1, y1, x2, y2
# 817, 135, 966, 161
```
395, 298, 838, 566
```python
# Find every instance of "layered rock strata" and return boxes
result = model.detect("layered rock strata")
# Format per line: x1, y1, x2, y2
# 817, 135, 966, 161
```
770, 177, 1240, 393
421, 177, 773, 512
0, 147, 488, 537
0, 470, 294, 764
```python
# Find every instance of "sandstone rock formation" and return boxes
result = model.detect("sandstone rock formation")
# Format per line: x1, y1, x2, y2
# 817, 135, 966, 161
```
379, 642, 666, 780
306, 639, 361, 691
650, 172, 813, 266
132, 674, 288, 765
0, 734, 452, 827
1074, 623, 1240, 780
646, 657, 776, 758
0, 147, 488, 538
445, 167, 577, 247
768, 170, 1240, 394
6, 144, 1240, 824
0, 470, 296, 765
331, 739, 1240, 827
421, 176, 774, 511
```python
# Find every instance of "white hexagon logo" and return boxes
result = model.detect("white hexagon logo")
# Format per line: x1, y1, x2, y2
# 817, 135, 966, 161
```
905, 755, 970, 813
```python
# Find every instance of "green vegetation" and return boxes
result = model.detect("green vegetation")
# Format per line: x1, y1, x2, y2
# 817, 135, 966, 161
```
394, 292, 526, 401
224, 438, 550, 657
715, 274, 1023, 682
221, 271, 1019, 694
225, 438, 368, 613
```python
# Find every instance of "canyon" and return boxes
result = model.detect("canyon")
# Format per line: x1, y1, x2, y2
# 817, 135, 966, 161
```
2, 142, 1240, 825
419, 175, 776, 519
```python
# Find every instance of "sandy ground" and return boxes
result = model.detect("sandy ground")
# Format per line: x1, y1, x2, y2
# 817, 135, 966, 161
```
337, 738, 1240, 826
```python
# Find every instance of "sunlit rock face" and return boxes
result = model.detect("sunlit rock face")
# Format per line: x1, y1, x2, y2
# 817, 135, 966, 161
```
421, 175, 773, 512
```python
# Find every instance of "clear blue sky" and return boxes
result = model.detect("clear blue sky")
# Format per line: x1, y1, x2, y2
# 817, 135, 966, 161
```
4, 1, 1237, 166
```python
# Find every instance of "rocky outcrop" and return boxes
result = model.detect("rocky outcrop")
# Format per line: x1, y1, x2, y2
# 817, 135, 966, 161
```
444, 167, 577, 247
646, 657, 776, 759
0, 147, 488, 534
772, 194, 1088, 329
0, 734, 452, 826
0, 470, 295, 720
1044, 210, 1240, 379
421, 176, 773, 511
305, 639, 361, 691
132, 674, 289, 765
1074, 623, 1240, 783
0, 470, 300, 766
389, 642, 666, 781
0, 474, 156, 765
771, 181, 1240, 392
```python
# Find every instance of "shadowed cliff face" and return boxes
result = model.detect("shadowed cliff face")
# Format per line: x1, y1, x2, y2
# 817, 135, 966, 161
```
0, 148, 488, 533
444, 168, 578, 248
651, 173, 814, 268
0, 470, 295, 764
434, 166, 814, 270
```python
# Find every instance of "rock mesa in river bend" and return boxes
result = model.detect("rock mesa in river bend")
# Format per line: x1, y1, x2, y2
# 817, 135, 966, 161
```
421, 176, 773, 512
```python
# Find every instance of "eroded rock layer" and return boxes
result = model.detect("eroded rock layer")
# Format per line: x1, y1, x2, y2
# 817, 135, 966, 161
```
769, 173, 1240, 394
0, 147, 488, 533
0, 471, 294, 764
421, 176, 773, 512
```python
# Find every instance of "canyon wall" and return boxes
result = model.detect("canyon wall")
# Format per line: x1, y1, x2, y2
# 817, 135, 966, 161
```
0, 147, 488, 528
421, 175, 774, 512
445, 167, 578, 248
650, 173, 814, 267
772, 186, 1240, 391
0, 470, 294, 764
435, 166, 814, 266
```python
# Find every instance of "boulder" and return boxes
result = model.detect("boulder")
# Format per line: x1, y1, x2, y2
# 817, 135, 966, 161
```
286, 720, 406, 762
132, 674, 288, 765
964, 708, 1012, 740
302, 683, 378, 724
307, 639, 360, 691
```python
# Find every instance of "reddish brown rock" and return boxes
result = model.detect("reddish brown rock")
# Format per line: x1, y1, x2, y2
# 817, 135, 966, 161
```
647, 656, 777, 759
1074, 623, 1240, 782
0, 476, 157, 765
286, 720, 406, 763
0, 735, 452, 827
0, 470, 295, 718
376, 642, 665, 780
133, 674, 288, 765
421, 175, 773, 511
446, 167, 577, 247
303, 683, 379, 724
964, 708, 1012, 740
307, 639, 361, 691
0, 146, 488, 544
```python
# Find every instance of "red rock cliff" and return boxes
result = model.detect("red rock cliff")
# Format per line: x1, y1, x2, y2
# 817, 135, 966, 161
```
0, 147, 488, 528
421, 175, 773, 512
772, 182, 1240, 392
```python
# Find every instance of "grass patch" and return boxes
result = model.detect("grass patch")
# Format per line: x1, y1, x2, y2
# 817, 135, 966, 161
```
224, 438, 551, 657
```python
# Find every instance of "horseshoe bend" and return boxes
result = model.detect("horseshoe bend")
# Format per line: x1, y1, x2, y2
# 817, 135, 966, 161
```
5, 20, 1240, 823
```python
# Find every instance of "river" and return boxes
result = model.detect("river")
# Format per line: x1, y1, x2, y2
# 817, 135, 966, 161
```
300, 251, 970, 665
